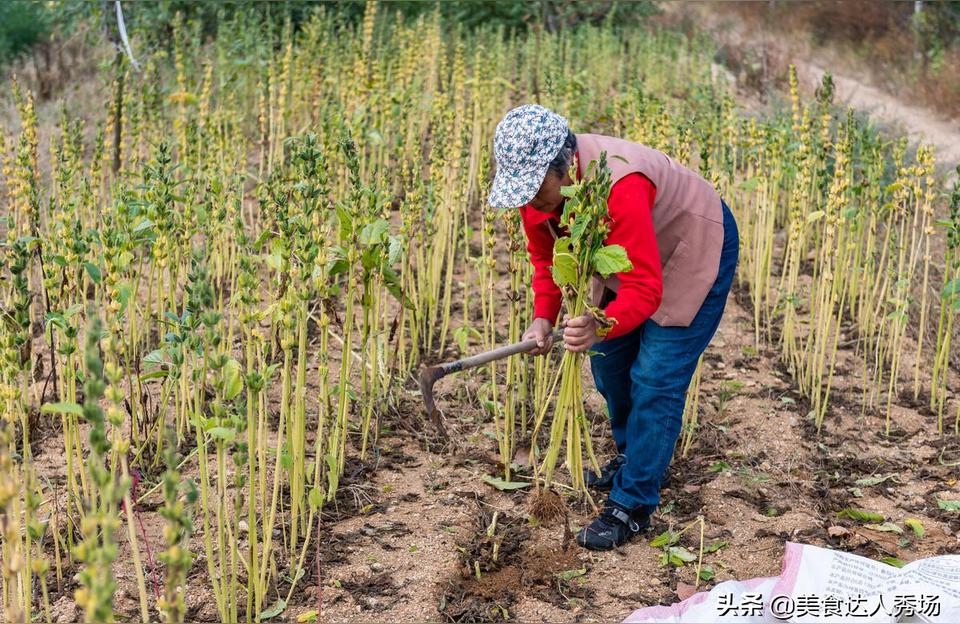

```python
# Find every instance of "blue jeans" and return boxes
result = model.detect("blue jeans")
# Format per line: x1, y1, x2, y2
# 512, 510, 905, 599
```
589, 199, 739, 512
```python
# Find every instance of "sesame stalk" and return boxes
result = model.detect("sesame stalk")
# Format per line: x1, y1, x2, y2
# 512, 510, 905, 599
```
530, 152, 633, 498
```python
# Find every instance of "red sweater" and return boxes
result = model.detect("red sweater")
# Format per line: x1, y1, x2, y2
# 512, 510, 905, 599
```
520, 170, 663, 340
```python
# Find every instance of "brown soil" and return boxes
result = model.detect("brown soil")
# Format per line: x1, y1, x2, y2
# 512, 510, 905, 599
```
437, 504, 592, 622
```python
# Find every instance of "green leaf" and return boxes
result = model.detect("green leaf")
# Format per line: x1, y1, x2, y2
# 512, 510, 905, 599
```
584, 159, 598, 178
904, 518, 925, 539
880, 556, 906, 568
864, 522, 903, 534
132, 218, 155, 234
208, 427, 236, 442
44, 312, 66, 331
308, 487, 324, 510
144, 349, 166, 365
381, 266, 412, 309
223, 358, 244, 401
327, 257, 350, 278
593, 244, 632, 277
937, 499, 960, 511
708, 460, 731, 472
698, 565, 715, 581
551, 238, 578, 287
649, 530, 680, 548
84, 262, 102, 284
325, 451, 337, 481
704, 540, 728, 553
253, 229, 273, 251
359, 219, 390, 245
805, 210, 825, 224
336, 205, 354, 240
264, 363, 281, 381
667, 546, 697, 566
259, 599, 286, 620
557, 567, 587, 581
559, 184, 577, 198
453, 326, 482, 354
139, 370, 169, 381
265, 252, 283, 272
837, 508, 884, 522
116, 283, 132, 312
569, 212, 589, 243
40, 402, 84, 416
854, 474, 896, 487
297, 611, 319, 623
942, 278, 960, 300
387, 235, 404, 265
481, 475, 531, 491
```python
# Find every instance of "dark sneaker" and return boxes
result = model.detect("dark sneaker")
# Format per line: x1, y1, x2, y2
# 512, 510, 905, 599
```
583, 454, 626, 491
575, 501, 651, 551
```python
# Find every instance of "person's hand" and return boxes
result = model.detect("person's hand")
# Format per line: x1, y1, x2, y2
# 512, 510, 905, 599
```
562, 314, 600, 352
523, 318, 554, 356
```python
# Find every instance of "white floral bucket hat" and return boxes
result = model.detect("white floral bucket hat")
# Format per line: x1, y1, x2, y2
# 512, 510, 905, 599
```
488, 104, 569, 209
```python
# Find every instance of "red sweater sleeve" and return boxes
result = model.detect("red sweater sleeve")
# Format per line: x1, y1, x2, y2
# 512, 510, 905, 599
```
520, 206, 563, 324
519, 172, 662, 336
601, 173, 662, 339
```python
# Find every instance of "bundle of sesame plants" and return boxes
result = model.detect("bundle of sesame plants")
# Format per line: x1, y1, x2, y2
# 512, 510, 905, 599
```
530, 153, 633, 498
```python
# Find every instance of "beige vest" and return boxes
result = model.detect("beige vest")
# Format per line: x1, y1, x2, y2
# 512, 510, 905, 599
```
575, 133, 725, 327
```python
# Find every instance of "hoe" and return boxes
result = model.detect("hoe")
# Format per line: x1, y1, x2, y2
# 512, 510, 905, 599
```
418, 330, 564, 438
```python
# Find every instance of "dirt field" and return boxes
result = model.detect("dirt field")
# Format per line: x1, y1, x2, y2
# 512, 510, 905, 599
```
31, 272, 957, 624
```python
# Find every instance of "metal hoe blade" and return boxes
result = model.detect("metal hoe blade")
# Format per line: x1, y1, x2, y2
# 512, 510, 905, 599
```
416, 330, 561, 440
418, 365, 448, 440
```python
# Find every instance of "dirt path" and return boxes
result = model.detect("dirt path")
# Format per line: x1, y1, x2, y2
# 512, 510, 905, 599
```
674, 3, 960, 182
792, 61, 960, 173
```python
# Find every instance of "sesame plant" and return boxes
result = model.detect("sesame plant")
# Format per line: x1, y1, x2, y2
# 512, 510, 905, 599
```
932, 167, 960, 433
155, 430, 196, 624
49, 317, 132, 624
